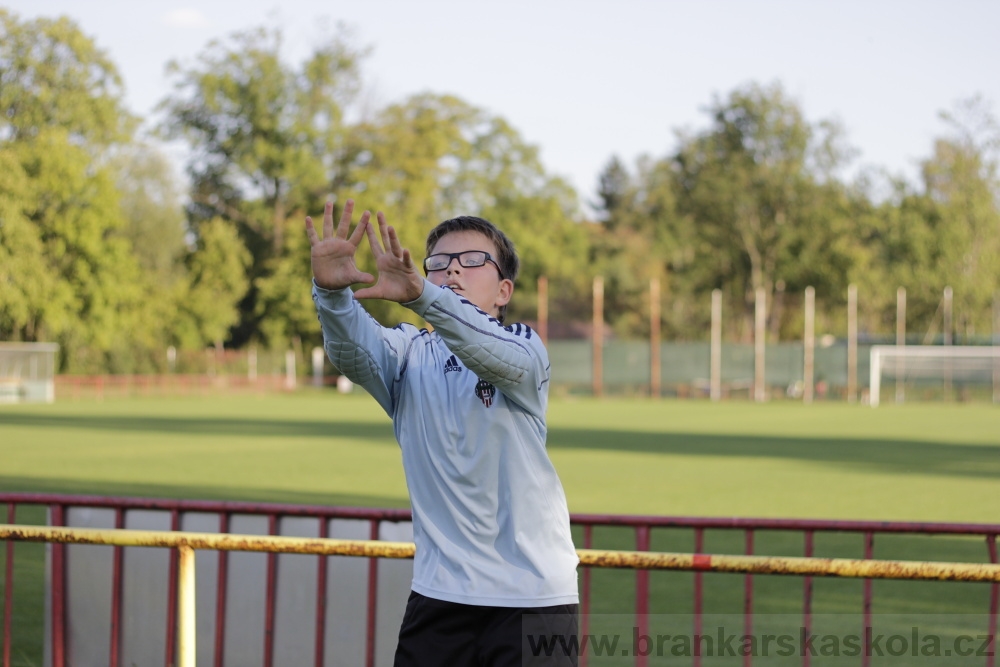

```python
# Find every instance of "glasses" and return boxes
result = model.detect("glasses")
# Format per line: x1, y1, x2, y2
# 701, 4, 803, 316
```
423, 251, 504, 278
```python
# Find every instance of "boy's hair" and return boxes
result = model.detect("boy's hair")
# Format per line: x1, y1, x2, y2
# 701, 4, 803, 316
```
425, 216, 519, 323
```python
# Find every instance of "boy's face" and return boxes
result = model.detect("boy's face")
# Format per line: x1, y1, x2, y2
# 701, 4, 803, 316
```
426, 230, 513, 320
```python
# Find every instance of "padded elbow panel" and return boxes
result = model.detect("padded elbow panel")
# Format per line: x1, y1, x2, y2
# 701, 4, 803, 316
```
325, 341, 382, 385
458, 341, 529, 385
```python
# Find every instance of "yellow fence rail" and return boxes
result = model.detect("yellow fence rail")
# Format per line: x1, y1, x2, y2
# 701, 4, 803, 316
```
4, 523, 1000, 667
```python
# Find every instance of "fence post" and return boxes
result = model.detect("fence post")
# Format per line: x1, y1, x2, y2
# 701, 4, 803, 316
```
592, 277, 603, 398
987, 535, 998, 667
537, 276, 548, 345
51, 504, 66, 667
285, 350, 297, 390
847, 284, 858, 403
804, 287, 815, 404
944, 286, 953, 398
177, 545, 196, 667
943, 286, 954, 346
754, 287, 766, 402
896, 287, 906, 404
248, 346, 258, 382
312, 347, 325, 388
3, 504, 13, 667
711, 290, 722, 401
635, 526, 651, 667
803, 531, 815, 667
994, 292, 999, 404
869, 348, 882, 408
862, 533, 875, 667
650, 278, 661, 398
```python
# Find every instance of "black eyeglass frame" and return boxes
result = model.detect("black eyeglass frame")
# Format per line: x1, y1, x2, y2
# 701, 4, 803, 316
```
422, 251, 505, 279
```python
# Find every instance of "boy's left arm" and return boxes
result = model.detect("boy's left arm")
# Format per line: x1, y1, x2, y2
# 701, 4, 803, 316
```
405, 279, 549, 417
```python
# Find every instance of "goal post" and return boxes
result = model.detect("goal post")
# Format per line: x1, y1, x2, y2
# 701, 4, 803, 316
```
0, 342, 59, 404
869, 345, 1000, 407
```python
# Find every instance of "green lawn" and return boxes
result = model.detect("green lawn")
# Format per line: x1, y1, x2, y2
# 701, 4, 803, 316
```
2, 392, 998, 520
2, 392, 999, 665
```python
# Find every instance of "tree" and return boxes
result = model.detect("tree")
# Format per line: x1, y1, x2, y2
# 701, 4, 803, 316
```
174, 217, 251, 350
851, 180, 942, 336
159, 25, 365, 347
253, 222, 319, 351
672, 81, 856, 340
333, 93, 590, 329
0, 9, 134, 145
0, 10, 153, 371
481, 178, 591, 327
590, 156, 683, 337
919, 97, 1000, 339
0, 148, 69, 342
110, 142, 188, 285
594, 156, 630, 223
850, 97, 1000, 342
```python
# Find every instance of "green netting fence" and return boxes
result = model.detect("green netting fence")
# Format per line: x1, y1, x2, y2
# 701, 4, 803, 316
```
549, 341, 859, 399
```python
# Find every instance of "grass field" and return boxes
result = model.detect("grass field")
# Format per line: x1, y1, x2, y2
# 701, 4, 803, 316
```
2, 391, 998, 519
2, 392, 999, 665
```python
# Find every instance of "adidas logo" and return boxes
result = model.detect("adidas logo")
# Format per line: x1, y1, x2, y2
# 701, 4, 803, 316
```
444, 355, 462, 374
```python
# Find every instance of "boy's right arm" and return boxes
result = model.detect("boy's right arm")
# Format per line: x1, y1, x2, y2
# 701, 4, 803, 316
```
307, 199, 407, 414
312, 283, 409, 414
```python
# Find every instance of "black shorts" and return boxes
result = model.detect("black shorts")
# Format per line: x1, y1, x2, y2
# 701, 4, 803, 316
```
393, 591, 579, 667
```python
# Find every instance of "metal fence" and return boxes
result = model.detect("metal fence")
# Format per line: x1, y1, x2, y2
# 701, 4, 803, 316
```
46, 339, 1000, 403
2, 494, 999, 667
549, 341, 856, 399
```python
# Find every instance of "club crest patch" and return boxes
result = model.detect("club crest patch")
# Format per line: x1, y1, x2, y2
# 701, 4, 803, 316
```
474, 378, 496, 407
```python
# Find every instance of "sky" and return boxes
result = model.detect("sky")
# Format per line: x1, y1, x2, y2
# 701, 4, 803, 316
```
5, 0, 999, 212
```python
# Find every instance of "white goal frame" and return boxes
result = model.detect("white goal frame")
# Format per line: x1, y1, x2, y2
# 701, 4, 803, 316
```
0, 342, 59, 403
869, 345, 1000, 407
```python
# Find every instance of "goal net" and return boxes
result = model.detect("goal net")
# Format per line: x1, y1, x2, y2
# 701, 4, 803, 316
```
0, 342, 59, 404
869, 345, 1000, 407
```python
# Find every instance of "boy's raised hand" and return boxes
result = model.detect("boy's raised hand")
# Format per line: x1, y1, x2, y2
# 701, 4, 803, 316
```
353, 211, 425, 303
306, 200, 375, 291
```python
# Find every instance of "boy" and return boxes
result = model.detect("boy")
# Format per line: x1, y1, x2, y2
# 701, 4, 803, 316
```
306, 200, 579, 666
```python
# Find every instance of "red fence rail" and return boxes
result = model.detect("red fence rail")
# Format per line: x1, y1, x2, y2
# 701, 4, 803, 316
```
54, 374, 298, 400
2, 493, 999, 667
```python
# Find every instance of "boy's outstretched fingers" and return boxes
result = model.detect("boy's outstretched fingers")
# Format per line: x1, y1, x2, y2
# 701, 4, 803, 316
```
349, 211, 369, 247
385, 218, 405, 258
367, 212, 412, 266
374, 210, 391, 253
305, 216, 319, 246
364, 214, 384, 257
305, 200, 367, 246
335, 199, 355, 239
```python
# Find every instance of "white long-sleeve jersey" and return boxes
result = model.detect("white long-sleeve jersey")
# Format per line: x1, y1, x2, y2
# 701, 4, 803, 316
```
313, 279, 579, 607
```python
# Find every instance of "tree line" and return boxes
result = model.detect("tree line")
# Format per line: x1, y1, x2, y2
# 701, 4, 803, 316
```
1, 10, 998, 373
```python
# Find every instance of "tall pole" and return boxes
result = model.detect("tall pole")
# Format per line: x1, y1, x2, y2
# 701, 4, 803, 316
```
944, 286, 953, 399
993, 292, 999, 404
650, 278, 661, 398
177, 546, 196, 667
312, 347, 325, 387
943, 286, 954, 345
711, 290, 722, 402
537, 276, 549, 345
847, 284, 858, 404
754, 287, 767, 403
592, 276, 604, 398
803, 287, 815, 404
896, 287, 906, 404
285, 350, 297, 390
